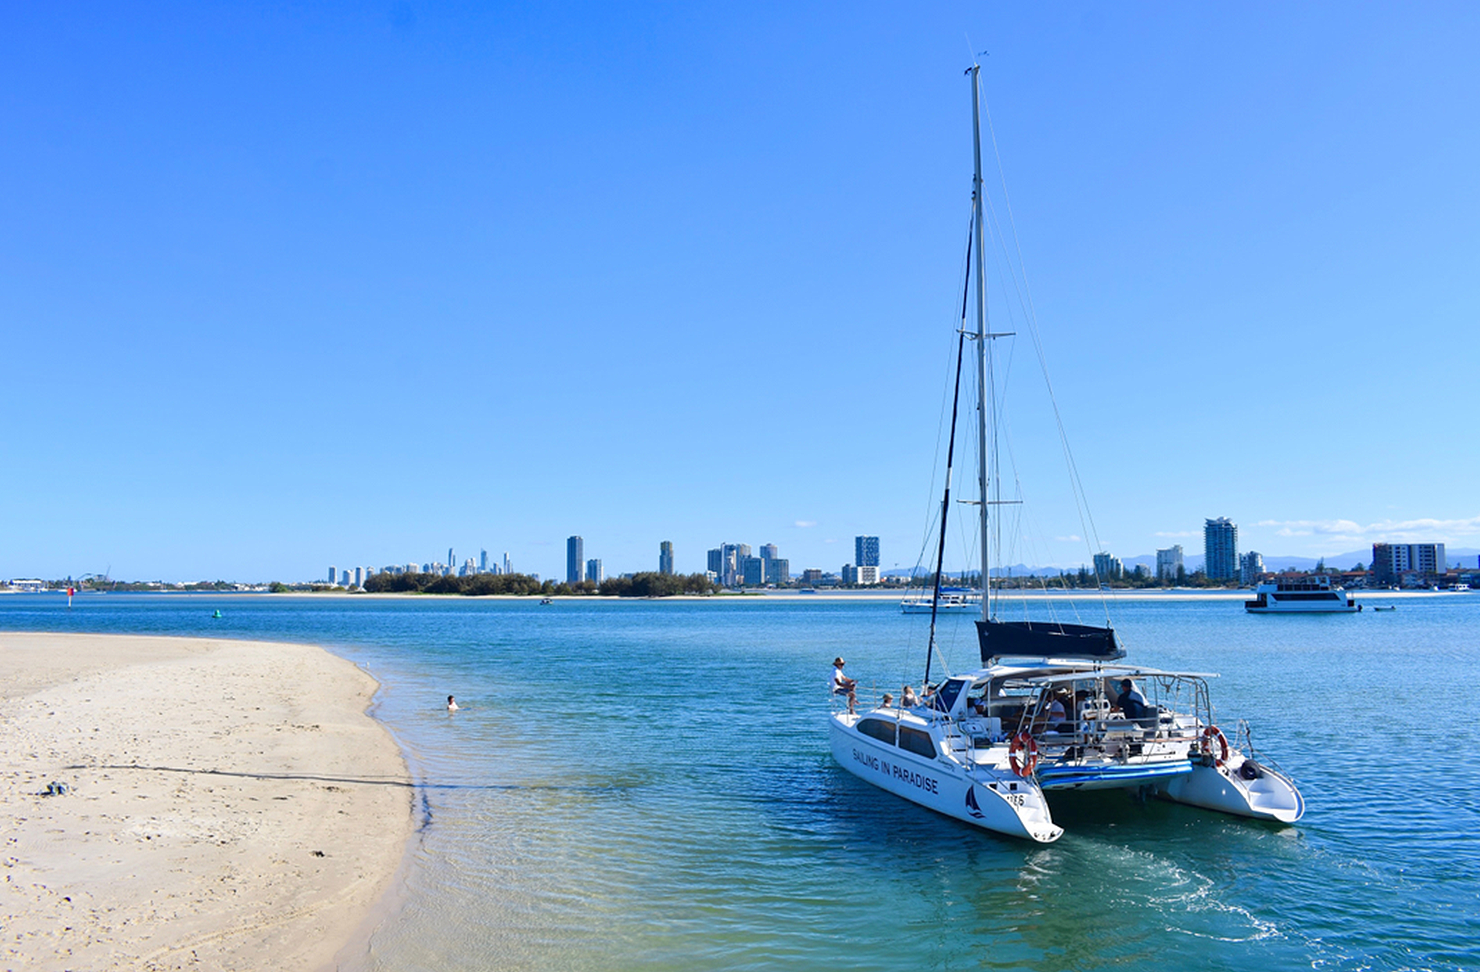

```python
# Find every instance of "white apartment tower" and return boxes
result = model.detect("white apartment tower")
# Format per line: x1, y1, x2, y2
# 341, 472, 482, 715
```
1156, 545, 1184, 581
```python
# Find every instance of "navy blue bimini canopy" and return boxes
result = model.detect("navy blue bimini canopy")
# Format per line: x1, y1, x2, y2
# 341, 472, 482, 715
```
977, 619, 1125, 664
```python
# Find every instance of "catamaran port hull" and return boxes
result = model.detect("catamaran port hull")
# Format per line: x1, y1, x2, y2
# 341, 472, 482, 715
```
830, 718, 1063, 843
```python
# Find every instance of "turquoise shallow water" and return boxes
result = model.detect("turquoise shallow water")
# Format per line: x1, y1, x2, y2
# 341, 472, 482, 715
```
2, 592, 1478, 971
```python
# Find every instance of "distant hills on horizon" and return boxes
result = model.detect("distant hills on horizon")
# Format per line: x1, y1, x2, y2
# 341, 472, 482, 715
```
884, 547, 1480, 578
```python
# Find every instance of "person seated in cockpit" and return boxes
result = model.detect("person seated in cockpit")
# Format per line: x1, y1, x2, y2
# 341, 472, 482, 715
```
1045, 693, 1069, 731
1027, 692, 1070, 733
1116, 678, 1150, 721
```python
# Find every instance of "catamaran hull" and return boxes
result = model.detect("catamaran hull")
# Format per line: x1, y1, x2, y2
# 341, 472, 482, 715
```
1154, 758, 1305, 823
829, 718, 1063, 843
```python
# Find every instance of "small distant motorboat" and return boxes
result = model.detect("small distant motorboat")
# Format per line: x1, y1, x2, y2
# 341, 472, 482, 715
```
211, 609, 223, 618
1372, 605, 1397, 612
539, 597, 553, 605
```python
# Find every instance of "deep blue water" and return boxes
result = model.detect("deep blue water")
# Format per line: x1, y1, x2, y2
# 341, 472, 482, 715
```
2, 592, 1477, 971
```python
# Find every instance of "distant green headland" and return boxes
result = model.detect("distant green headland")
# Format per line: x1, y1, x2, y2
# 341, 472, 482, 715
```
361, 570, 718, 598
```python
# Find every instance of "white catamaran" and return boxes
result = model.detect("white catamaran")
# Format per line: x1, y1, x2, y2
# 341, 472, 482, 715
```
829, 66, 1305, 843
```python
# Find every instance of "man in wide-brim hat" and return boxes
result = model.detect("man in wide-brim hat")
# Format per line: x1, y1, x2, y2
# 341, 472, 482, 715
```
832, 657, 857, 713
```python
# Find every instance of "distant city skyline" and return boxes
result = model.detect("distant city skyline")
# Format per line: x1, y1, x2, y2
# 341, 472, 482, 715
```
15, 528, 1480, 587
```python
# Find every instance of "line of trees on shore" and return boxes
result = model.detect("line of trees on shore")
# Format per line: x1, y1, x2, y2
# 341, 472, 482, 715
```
362, 570, 717, 597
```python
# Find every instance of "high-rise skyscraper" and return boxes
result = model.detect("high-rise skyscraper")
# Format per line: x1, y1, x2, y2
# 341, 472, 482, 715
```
760, 543, 780, 583
328, 565, 336, 584
659, 541, 674, 575
1239, 551, 1264, 586
855, 536, 880, 568
503, 552, 511, 575
353, 566, 363, 588
1204, 518, 1238, 581
480, 549, 488, 571
1093, 552, 1123, 580
586, 558, 603, 584
1156, 545, 1184, 581
567, 536, 584, 584
721, 543, 742, 586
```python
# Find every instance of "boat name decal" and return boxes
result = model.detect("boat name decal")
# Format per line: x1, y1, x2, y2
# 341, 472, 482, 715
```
892, 764, 940, 794
852, 748, 938, 794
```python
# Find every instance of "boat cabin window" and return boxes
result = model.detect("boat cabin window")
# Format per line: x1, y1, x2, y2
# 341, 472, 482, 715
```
898, 726, 936, 759
933, 678, 969, 713
857, 718, 897, 745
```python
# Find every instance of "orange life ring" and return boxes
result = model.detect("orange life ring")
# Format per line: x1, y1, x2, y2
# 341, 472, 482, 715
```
1202, 725, 1230, 767
1009, 732, 1039, 777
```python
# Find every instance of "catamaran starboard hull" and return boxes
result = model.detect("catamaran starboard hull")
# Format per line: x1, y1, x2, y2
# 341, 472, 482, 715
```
1155, 759, 1305, 823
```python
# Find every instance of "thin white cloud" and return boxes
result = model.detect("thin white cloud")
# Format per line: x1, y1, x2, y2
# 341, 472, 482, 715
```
823, 538, 838, 544
1255, 515, 1480, 544
1053, 535, 1082, 543
794, 520, 817, 528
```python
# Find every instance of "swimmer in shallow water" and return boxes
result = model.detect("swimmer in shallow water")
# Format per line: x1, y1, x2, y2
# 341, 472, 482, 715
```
447, 695, 459, 712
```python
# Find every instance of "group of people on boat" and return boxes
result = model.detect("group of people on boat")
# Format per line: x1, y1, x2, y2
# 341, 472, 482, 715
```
833, 658, 932, 715
834, 657, 1156, 740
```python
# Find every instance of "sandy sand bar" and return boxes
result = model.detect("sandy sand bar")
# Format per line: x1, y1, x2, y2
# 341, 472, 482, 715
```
0, 632, 413, 972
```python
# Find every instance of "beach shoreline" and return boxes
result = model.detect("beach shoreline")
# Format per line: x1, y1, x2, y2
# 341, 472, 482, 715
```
0, 632, 414, 972
244, 587, 1461, 604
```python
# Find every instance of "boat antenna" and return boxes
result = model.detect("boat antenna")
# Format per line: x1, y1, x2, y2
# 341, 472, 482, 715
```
923, 237, 972, 687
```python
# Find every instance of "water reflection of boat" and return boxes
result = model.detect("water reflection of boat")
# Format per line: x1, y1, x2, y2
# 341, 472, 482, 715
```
827, 65, 1304, 843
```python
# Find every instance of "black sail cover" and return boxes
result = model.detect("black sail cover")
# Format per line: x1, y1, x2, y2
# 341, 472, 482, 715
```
976, 619, 1125, 664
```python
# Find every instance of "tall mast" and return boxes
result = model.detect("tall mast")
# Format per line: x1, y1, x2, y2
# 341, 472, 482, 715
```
970, 65, 991, 622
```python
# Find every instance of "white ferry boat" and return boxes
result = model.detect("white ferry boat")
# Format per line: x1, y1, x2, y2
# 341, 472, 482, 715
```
900, 588, 980, 614
828, 65, 1305, 843
1244, 576, 1358, 613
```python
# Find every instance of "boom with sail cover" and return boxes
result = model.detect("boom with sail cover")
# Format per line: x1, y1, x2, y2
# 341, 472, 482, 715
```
976, 619, 1124, 665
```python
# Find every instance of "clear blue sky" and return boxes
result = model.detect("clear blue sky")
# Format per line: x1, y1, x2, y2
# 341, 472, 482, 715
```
3, 2, 1478, 582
